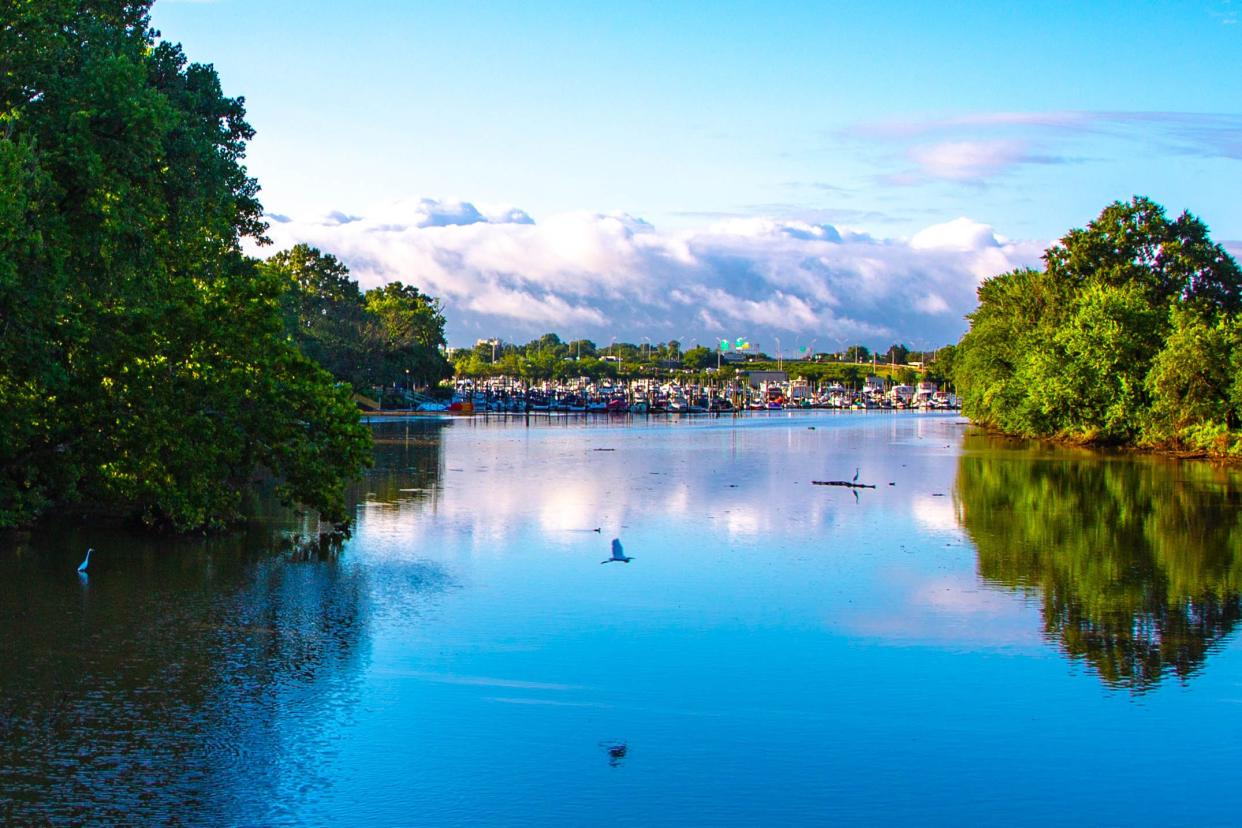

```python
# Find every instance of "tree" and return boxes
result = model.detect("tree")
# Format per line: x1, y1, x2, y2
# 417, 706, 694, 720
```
683, 346, 713, 370
267, 244, 376, 387
884, 343, 910, 365
0, 1, 371, 530
955, 198, 1242, 448
364, 281, 451, 387
844, 345, 870, 363
566, 339, 597, 360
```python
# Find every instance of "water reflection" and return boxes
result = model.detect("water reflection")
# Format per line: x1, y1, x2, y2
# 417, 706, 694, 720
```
0, 492, 449, 823
956, 433, 1242, 691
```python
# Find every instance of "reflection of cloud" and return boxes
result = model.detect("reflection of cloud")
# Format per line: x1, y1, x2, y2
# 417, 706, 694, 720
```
845, 572, 1044, 650
725, 507, 762, 539
913, 576, 1017, 614
260, 197, 1045, 346
910, 495, 960, 534
538, 485, 603, 532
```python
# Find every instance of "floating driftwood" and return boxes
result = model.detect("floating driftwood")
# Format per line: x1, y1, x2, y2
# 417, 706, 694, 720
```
812, 480, 876, 489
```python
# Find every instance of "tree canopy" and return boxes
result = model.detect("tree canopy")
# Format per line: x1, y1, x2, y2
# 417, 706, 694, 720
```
955, 197, 1242, 451
0, 1, 373, 530
264, 244, 451, 391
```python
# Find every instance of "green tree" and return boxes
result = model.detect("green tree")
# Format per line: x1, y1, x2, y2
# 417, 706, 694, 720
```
956, 198, 1242, 448
884, 343, 910, 364
0, 1, 371, 530
844, 344, 870, 363
266, 244, 377, 387
683, 345, 713, 370
364, 281, 451, 387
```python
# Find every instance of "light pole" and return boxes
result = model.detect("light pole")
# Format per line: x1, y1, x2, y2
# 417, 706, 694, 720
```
774, 336, 782, 371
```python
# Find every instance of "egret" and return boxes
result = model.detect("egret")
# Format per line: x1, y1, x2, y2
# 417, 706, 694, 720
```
601, 538, 633, 564
77, 548, 93, 573
852, 467, 860, 483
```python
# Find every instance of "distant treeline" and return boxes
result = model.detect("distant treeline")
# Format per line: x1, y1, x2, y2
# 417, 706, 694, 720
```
955, 197, 1242, 452
269, 244, 452, 391
453, 334, 955, 385
0, 2, 442, 531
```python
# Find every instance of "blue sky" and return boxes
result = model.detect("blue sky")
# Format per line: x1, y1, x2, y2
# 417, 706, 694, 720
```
152, 0, 1242, 349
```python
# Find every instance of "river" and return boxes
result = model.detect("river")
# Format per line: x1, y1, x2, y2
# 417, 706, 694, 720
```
3, 412, 1241, 825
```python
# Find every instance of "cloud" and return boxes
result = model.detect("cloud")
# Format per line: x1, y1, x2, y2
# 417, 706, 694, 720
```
845, 110, 1242, 184
902, 139, 1067, 183
259, 197, 1045, 347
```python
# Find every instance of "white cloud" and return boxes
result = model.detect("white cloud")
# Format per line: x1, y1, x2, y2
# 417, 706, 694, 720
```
260, 197, 1045, 347
907, 139, 1035, 182
910, 217, 1000, 252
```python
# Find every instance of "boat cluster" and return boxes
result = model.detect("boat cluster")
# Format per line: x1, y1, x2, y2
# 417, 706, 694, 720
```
411, 378, 958, 414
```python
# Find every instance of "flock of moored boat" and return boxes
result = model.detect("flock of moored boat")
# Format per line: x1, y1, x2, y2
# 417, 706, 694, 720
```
410, 379, 958, 414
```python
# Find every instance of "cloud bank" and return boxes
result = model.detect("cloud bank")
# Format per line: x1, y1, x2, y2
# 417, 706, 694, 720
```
261, 198, 1045, 348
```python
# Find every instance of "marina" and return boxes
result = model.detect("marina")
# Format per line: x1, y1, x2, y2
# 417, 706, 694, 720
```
400, 377, 959, 414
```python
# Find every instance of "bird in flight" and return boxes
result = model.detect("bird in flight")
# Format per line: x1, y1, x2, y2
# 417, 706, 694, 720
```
601, 538, 633, 564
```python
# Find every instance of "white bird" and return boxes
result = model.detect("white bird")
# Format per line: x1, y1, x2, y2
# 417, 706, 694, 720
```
601, 538, 633, 564
77, 548, 93, 573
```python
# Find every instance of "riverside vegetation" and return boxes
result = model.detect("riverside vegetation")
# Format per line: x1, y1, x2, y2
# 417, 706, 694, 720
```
0, 2, 445, 531
955, 197, 1242, 453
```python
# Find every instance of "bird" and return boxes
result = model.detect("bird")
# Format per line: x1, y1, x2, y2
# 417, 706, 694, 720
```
77, 548, 93, 573
852, 467, 860, 483
599, 740, 628, 766
601, 538, 633, 564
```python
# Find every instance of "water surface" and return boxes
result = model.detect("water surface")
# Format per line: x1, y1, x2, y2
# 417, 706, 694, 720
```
3, 413, 1241, 825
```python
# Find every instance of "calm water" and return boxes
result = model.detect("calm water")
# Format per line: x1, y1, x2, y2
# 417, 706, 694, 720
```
3, 412, 1242, 825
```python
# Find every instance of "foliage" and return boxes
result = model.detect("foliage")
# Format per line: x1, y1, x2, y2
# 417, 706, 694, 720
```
0, 1, 372, 530
682, 346, 713, 370
450, 331, 955, 388
955, 197, 1242, 449
263, 244, 452, 390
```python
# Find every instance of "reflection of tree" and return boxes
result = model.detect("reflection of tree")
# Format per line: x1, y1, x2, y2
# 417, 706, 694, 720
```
358, 420, 447, 507
0, 510, 449, 822
956, 434, 1242, 691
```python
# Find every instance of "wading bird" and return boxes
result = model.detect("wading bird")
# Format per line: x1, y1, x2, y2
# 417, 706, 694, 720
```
601, 538, 633, 564
77, 548, 93, 573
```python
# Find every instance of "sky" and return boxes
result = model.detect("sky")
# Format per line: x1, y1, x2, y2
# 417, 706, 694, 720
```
151, 0, 1242, 351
